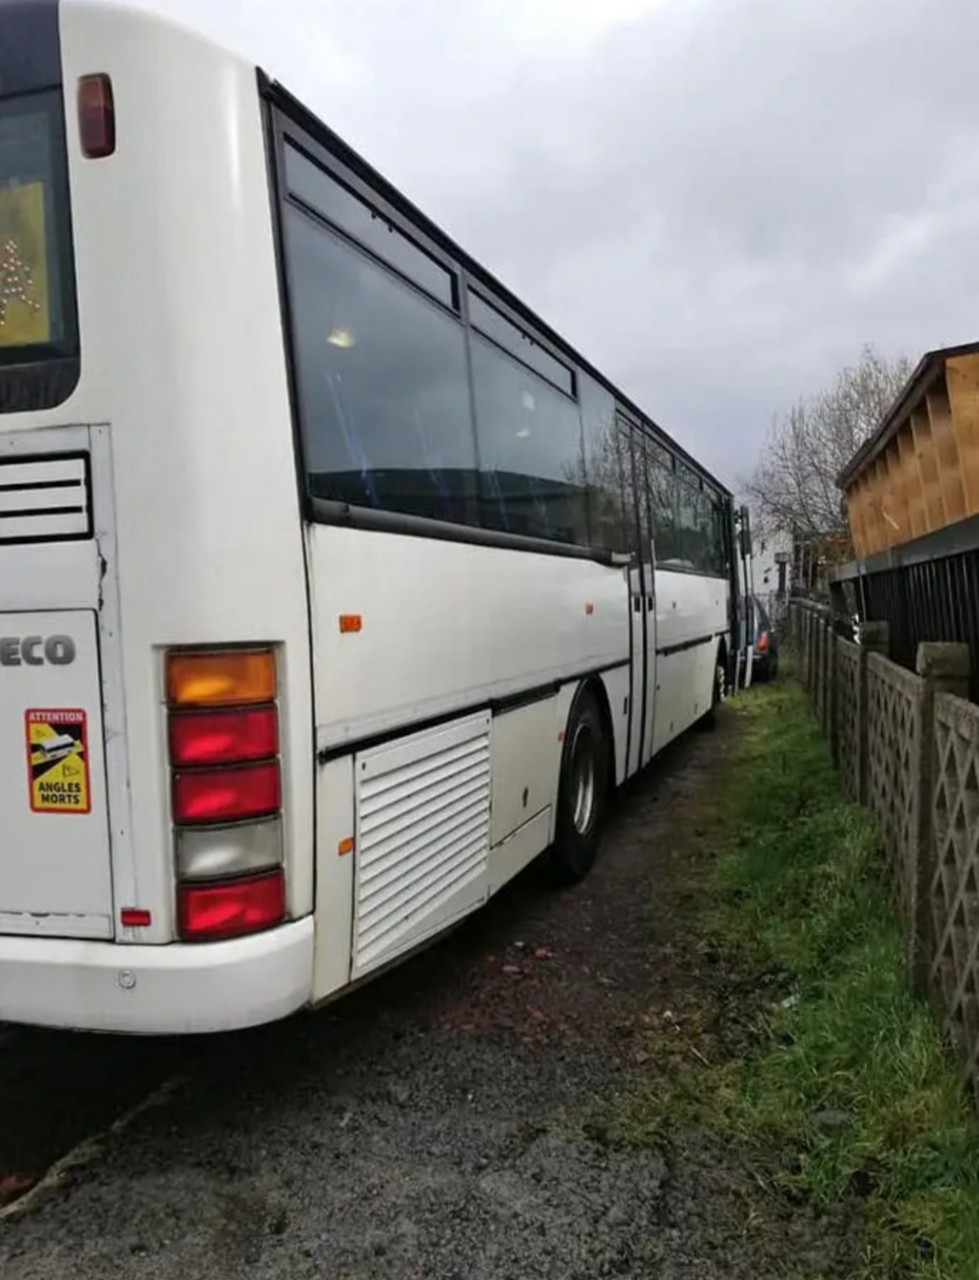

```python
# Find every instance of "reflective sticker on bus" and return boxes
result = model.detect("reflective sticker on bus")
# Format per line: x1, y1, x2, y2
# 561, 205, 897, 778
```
25, 709, 91, 814
0, 181, 51, 346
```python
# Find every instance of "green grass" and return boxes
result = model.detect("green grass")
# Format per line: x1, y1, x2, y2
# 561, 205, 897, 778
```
715, 684, 979, 1278
598, 680, 979, 1279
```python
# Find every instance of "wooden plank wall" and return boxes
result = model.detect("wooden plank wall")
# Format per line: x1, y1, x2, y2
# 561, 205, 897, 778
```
845, 352, 979, 556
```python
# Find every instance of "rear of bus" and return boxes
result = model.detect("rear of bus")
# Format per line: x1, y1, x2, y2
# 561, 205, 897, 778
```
0, 0, 318, 1032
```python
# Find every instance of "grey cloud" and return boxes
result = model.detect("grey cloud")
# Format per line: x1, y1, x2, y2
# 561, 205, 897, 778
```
151, 0, 979, 488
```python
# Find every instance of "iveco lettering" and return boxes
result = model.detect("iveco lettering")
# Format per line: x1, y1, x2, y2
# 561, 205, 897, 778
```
0, 635, 76, 666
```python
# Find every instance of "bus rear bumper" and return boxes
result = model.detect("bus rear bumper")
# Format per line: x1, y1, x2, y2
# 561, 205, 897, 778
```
0, 917, 314, 1035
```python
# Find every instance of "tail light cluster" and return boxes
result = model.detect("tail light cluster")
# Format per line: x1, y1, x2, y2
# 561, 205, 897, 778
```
166, 649, 286, 942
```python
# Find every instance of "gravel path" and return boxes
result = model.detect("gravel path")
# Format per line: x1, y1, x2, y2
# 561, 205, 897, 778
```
0, 715, 849, 1279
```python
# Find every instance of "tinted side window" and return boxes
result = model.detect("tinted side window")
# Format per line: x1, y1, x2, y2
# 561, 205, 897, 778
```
635, 432, 655, 557
284, 207, 478, 524
673, 478, 729, 575
676, 475, 709, 571
709, 494, 731, 576
471, 334, 587, 543
579, 376, 629, 552
615, 416, 646, 556
648, 454, 683, 565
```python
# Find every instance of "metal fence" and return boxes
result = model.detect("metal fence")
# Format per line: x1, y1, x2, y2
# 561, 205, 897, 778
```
831, 522, 979, 705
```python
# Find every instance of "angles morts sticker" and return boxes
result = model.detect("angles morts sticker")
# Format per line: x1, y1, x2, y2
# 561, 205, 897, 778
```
25, 709, 91, 814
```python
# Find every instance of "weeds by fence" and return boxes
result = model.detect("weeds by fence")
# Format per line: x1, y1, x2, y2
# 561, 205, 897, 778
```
791, 600, 979, 1098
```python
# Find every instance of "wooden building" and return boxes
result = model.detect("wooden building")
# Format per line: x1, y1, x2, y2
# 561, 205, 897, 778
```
833, 341, 979, 701
840, 341, 979, 558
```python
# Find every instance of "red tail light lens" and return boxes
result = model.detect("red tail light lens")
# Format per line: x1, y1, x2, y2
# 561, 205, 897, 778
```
757, 630, 770, 653
78, 74, 115, 159
178, 869, 285, 941
169, 706, 278, 768
172, 761, 280, 825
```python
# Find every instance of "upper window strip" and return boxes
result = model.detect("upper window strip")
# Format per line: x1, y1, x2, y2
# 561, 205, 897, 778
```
644, 435, 674, 471
285, 142, 456, 310
468, 291, 575, 399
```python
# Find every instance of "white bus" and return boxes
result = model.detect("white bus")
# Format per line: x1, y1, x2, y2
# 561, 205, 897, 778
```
0, 0, 748, 1034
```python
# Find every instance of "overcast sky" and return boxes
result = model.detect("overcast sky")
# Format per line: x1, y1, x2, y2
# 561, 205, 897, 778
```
138, 0, 979, 491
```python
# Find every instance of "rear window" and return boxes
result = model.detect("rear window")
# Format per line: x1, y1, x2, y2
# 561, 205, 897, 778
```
0, 89, 78, 396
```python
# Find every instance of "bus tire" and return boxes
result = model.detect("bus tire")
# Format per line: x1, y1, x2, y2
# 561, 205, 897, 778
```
542, 687, 609, 887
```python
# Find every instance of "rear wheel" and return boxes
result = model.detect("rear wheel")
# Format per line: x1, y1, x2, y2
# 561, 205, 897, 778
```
542, 688, 609, 886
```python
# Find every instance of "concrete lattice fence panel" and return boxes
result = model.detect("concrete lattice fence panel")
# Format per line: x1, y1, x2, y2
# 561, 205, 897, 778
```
866, 654, 924, 932
931, 692, 979, 1094
836, 638, 862, 801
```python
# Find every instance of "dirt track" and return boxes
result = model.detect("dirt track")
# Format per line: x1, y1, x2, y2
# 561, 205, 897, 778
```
0, 711, 852, 1279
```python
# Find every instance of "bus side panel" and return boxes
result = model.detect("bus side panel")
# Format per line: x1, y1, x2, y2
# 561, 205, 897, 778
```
490, 697, 558, 848
306, 524, 629, 755
312, 683, 576, 1003
599, 665, 632, 787
349, 711, 491, 981
313, 701, 557, 1008
312, 754, 355, 1001
652, 570, 728, 755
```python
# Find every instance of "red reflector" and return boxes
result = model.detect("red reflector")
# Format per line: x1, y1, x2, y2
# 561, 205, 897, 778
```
178, 870, 285, 942
169, 706, 278, 768
172, 761, 280, 825
78, 74, 115, 159
121, 908, 151, 928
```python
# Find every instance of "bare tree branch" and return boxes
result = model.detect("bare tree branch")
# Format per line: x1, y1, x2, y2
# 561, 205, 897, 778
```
744, 343, 912, 544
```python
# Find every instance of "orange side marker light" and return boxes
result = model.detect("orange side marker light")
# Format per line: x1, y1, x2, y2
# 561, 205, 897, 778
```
339, 615, 363, 634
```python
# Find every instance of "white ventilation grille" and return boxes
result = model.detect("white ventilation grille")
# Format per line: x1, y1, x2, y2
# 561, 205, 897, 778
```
0, 454, 90, 544
352, 712, 491, 976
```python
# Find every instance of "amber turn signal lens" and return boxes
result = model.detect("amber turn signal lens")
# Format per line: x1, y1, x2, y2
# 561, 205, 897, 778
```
166, 649, 276, 708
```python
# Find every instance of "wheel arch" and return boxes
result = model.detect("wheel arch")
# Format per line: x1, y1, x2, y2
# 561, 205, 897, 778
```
580, 674, 617, 795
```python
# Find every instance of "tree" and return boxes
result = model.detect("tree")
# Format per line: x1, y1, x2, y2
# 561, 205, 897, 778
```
745, 343, 913, 542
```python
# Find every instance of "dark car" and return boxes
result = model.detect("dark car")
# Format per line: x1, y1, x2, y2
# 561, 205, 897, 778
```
751, 596, 779, 682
